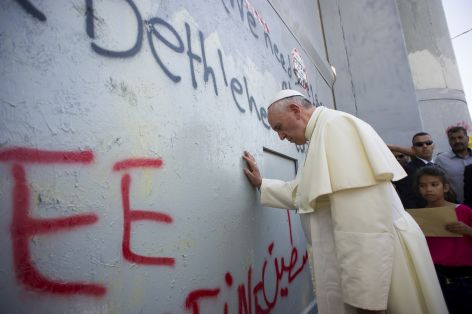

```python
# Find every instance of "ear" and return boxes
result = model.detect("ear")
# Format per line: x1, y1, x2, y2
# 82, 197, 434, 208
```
443, 183, 450, 193
288, 103, 301, 118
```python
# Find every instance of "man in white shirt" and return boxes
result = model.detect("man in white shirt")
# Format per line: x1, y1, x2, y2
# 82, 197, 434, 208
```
436, 126, 472, 202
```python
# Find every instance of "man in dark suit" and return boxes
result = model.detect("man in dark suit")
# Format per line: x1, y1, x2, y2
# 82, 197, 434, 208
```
394, 132, 436, 208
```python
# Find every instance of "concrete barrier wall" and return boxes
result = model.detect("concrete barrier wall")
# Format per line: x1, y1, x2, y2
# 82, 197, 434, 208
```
0, 1, 333, 313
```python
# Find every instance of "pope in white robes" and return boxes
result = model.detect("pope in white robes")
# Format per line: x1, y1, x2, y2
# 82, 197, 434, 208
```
242, 89, 447, 314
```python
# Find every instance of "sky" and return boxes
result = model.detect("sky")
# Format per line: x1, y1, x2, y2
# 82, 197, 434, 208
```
441, 0, 472, 118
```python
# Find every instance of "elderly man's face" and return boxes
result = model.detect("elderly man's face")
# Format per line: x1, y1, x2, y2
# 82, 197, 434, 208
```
268, 105, 306, 145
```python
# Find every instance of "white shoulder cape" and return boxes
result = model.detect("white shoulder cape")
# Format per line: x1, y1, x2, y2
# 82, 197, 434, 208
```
297, 106, 406, 213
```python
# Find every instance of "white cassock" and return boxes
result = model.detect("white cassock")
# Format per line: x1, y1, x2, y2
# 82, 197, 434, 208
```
260, 106, 448, 314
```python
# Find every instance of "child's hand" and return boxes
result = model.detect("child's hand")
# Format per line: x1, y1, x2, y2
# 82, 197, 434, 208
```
445, 222, 472, 236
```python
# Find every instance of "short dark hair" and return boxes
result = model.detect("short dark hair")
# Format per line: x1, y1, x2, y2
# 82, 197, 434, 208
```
413, 166, 457, 203
447, 126, 468, 137
411, 132, 430, 145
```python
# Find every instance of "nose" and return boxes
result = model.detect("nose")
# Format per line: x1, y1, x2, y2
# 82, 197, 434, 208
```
278, 132, 286, 140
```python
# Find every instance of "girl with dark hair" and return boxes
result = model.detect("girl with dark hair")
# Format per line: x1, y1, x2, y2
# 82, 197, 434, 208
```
414, 166, 472, 314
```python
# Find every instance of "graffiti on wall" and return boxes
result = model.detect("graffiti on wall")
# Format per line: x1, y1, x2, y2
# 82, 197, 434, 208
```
0, 147, 309, 313
221, 0, 322, 107
11, 0, 318, 156
185, 241, 308, 314
1, 147, 175, 297
5, 0, 316, 311
12, 0, 325, 130
291, 48, 308, 90
243, 0, 270, 33
13, 0, 47, 21
4, 148, 106, 296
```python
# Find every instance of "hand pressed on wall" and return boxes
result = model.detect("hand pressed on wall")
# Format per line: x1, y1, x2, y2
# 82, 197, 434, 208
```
242, 151, 262, 188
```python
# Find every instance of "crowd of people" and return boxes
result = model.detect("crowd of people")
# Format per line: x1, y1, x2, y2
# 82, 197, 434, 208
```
389, 126, 472, 314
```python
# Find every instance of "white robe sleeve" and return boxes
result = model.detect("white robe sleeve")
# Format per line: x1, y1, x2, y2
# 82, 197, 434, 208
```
329, 182, 394, 311
260, 179, 297, 209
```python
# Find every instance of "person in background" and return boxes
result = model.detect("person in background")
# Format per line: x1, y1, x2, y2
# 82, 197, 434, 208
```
387, 144, 413, 159
463, 163, 472, 208
242, 89, 447, 314
436, 126, 472, 203
391, 151, 410, 195
392, 151, 410, 168
413, 166, 472, 314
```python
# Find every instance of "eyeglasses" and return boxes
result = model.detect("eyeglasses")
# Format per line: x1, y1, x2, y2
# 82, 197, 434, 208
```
413, 140, 434, 147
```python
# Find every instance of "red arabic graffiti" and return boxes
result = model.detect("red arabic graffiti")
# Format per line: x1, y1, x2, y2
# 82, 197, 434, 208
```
184, 215, 309, 314
0, 147, 106, 296
185, 288, 221, 314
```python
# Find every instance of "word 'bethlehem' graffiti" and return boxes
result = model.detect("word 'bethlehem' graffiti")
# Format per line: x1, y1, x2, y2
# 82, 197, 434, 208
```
0, 147, 309, 313
13, 0, 323, 136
